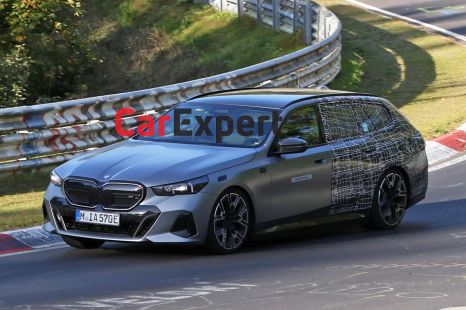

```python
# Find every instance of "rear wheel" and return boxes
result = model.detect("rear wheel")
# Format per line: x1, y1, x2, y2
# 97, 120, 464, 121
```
62, 235, 105, 249
366, 169, 409, 229
206, 189, 251, 254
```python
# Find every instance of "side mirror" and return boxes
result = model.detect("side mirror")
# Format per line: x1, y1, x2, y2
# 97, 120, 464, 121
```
273, 137, 308, 155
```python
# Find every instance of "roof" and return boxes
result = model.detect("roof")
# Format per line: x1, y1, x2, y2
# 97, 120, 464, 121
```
187, 88, 365, 109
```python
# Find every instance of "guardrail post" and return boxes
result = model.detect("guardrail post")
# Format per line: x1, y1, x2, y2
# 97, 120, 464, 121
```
293, 0, 299, 33
237, 0, 244, 16
272, 0, 281, 31
256, 0, 263, 24
290, 72, 300, 88
318, 7, 327, 41
303, 2, 313, 45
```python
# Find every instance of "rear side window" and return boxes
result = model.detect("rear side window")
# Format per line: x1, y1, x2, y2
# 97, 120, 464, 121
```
319, 103, 360, 142
362, 104, 392, 130
278, 106, 323, 146
352, 104, 376, 134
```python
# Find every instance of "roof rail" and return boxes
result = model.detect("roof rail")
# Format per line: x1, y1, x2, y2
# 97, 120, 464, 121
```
187, 87, 274, 101
282, 92, 376, 108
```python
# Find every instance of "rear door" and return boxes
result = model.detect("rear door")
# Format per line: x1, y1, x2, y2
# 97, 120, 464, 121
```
318, 100, 366, 213
268, 105, 332, 221
351, 102, 382, 208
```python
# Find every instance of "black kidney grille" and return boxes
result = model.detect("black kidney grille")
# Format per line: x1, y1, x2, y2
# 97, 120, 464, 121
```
64, 179, 144, 210
64, 179, 96, 206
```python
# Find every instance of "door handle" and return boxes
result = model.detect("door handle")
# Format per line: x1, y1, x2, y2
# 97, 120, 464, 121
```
314, 158, 328, 164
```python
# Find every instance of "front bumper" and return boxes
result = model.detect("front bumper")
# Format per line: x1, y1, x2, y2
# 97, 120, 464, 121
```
43, 183, 217, 244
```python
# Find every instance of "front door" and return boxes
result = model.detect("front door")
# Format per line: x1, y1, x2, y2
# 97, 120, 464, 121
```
268, 105, 332, 221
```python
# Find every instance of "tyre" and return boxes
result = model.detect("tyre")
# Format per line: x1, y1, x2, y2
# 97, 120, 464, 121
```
62, 235, 105, 249
366, 169, 409, 229
206, 188, 252, 254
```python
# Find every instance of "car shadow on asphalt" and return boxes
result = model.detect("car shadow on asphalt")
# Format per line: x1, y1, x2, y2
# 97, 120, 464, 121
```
61, 198, 466, 259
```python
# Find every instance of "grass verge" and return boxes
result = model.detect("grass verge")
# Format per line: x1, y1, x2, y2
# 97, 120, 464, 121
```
78, 0, 304, 96
0, 170, 51, 231
319, 0, 466, 138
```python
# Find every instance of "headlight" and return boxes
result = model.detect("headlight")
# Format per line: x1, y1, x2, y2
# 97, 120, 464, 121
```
152, 176, 208, 196
50, 170, 63, 187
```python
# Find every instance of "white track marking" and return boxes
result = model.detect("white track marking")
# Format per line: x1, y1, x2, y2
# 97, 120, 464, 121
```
426, 141, 459, 166
345, 0, 466, 44
429, 153, 466, 172
0, 244, 68, 258
2, 225, 42, 234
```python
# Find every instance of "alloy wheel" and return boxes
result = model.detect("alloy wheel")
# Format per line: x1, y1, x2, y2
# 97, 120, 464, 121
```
377, 172, 408, 226
213, 192, 249, 250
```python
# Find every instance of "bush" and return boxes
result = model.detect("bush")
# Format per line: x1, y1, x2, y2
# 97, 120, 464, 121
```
0, 0, 93, 104
0, 44, 31, 107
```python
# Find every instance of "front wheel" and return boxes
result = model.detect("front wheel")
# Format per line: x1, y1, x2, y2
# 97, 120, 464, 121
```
62, 235, 105, 249
366, 169, 409, 229
206, 189, 252, 254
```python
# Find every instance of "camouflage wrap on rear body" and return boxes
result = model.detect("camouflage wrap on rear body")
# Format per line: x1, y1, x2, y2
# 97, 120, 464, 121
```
317, 96, 427, 214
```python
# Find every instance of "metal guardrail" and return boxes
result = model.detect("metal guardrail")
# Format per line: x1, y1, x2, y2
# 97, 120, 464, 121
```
0, 0, 341, 173
211, 0, 333, 44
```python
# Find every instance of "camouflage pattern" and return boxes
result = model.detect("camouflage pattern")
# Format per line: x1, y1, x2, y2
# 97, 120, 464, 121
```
0, 0, 341, 173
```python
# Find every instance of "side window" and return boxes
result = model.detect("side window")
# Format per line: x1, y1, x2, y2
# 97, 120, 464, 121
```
319, 103, 360, 142
278, 106, 323, 146
362, 103, 392, 130
353, 104, 376, 134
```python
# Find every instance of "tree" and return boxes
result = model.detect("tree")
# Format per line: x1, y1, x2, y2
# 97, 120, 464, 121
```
0, 44, 31, 107
0, 0, 92, 106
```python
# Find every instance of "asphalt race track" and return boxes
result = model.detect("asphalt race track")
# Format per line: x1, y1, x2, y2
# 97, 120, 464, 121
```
0, 157, 465, 309
355, 0, 466, 35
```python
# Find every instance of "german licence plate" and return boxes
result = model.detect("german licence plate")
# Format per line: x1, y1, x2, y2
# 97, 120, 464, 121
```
75, 210, 120, 226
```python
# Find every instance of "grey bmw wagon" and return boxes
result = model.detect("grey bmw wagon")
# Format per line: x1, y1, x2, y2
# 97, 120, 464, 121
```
43, 89, 428, 253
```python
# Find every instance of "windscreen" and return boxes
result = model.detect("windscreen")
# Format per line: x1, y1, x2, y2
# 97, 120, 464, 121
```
134, 102, 279, 147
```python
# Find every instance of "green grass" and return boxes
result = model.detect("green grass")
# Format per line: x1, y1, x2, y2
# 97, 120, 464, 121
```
0, 170, 51, 231
77, 0, 304, 97
319, 0, 466, 138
